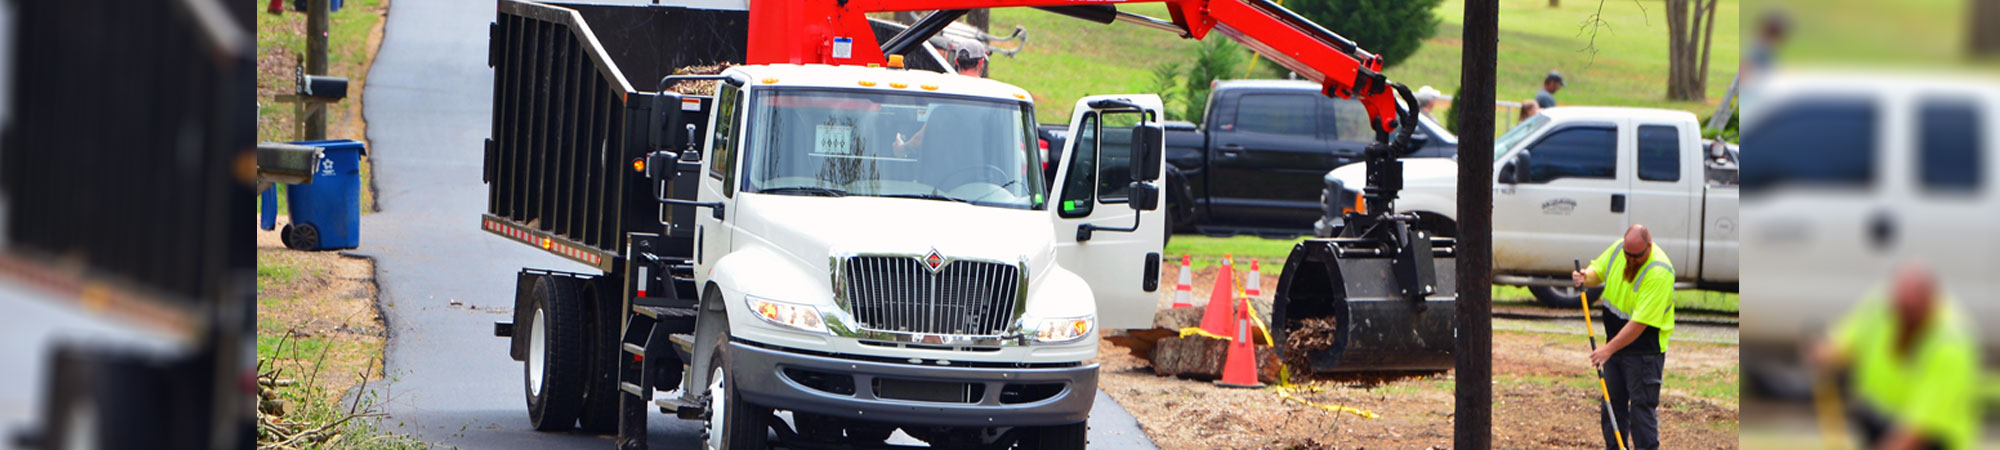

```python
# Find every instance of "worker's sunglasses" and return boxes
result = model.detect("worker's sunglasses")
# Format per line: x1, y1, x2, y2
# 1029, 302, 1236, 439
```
1622, 249, 1646, 261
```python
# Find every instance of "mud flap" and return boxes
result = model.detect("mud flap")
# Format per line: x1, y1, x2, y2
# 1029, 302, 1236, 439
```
1273, 238, 1457, 373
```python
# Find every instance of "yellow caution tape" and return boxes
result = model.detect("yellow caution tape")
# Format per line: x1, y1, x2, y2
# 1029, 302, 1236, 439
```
1177, 326, 1228, 340
1274, 385, 1380, 419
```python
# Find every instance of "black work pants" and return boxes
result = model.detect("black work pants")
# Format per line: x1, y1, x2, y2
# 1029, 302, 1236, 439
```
1599, 352, 1664, 450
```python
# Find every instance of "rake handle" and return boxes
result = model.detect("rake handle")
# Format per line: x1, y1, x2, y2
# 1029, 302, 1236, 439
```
1577, 259, 1628, 450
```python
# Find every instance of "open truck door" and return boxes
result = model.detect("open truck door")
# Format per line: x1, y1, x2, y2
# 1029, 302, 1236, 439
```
1050, 94, 1168, 330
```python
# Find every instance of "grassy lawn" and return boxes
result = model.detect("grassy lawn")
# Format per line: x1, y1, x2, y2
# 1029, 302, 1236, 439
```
986, 0, 1738, 125
1405, 0, 1740, 123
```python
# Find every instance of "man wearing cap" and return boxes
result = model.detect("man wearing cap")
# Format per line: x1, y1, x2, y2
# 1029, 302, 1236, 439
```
1571, 224, 1675, 450
1414, 85, 1445, 123
1537, 70, 1566, 108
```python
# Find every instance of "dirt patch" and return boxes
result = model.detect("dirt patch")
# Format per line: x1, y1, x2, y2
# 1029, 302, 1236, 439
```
1097, 325, 1739, 449
256, 221, 386, 401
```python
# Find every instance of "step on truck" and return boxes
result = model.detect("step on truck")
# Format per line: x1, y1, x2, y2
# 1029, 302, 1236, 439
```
482, 0, 1455, 447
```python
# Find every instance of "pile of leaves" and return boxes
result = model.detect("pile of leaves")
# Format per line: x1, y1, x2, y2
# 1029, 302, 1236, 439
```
666, 63, 737, 95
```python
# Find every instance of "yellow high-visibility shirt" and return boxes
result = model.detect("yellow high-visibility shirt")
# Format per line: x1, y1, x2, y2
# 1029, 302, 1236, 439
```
1834, 291, 1981, 450
1588, 240, 1674, 353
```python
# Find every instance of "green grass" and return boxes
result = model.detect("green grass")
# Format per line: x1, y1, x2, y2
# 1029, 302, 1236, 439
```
989, 4, 1203, 123
1748, 0, 1975, 68
985, 0, 1739, 125
1165, 235, 1308, 276
259, 261, 302, 285
1407, 0, 1741, 125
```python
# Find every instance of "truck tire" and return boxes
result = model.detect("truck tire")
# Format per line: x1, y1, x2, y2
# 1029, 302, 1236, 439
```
701, 328, 771, 449
524, 276, 587, 431
577, 283, 621, 434
1016, 422, 1086, 449
1529, 285, 1602, 310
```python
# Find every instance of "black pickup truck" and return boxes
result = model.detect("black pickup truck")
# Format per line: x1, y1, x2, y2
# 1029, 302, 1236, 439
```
1042, 79, 1458, 236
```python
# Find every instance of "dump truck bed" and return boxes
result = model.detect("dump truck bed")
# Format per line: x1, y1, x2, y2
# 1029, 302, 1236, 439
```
483, 0, 747, 271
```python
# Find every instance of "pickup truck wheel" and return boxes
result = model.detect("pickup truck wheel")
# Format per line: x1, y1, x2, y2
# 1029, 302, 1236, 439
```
524, 276, 587, 431
1528, 285, 1602, 309
1015, 422, 1086, 449
701, 331, 770, 450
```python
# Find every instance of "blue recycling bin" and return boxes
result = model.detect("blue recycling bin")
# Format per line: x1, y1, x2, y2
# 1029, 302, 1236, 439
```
271, 139, 364, 250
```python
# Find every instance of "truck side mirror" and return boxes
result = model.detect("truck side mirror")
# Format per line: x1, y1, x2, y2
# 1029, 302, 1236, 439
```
1498, 162, 1517, 184
1127, 182, 1160, 211
1513, 151, 1532, 183
1129, 123, 1163, 182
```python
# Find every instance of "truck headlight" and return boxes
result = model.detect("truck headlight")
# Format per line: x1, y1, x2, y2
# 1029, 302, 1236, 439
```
1033, 316, 1094, 343
746, 296, 828, 334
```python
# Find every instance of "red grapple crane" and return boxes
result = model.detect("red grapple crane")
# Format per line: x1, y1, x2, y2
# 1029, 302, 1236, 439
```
745, 0, 1416, 145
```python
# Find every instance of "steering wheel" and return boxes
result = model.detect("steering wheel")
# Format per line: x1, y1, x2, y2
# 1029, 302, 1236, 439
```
935, 164, 1013, 192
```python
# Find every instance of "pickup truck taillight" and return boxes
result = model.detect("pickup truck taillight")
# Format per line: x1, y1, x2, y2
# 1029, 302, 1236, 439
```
1038, 138, 1049, 171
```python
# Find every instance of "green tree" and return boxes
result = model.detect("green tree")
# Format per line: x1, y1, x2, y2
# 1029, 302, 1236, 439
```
1289, 0, 1444, 68
1179, 38, 1247, 122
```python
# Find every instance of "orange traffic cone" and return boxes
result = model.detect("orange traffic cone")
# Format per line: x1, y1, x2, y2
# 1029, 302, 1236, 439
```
1245, 259, 1263, 297
1199, 256, 1237, 337
1216, 294, 1264, 388
1172, 255, 1195, 308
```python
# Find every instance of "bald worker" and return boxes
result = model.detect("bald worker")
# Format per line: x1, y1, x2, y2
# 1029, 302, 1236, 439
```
1572, 224, 1676, 450
1810, 263, 1981, 450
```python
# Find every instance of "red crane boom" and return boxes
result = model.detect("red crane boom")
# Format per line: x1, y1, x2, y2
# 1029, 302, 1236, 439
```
744, 0, 1415, 139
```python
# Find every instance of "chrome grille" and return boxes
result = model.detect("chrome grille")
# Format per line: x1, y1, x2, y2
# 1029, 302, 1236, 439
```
842, 256, 1021, 335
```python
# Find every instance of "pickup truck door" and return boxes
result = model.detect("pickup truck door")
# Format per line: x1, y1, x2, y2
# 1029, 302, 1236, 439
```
1492, 122, 1625, 275
1624, 122, 1698, 273
1207, 91, 1331, 226
1051, 94, 1167, 330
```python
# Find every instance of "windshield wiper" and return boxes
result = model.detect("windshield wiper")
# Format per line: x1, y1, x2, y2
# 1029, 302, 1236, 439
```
879, 192, 970, 204
761, 186, 850, 197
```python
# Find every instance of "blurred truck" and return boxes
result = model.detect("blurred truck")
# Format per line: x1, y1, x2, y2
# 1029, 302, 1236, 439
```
1740, 73, 2000, 397
1320, 107, 1740, 307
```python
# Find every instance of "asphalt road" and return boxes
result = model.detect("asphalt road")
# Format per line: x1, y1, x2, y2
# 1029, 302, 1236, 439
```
354, 0, 1155, 448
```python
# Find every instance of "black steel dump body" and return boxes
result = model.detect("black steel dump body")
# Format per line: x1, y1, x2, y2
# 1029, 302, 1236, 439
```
1, 0, 256, 448
484, 1, 747, 274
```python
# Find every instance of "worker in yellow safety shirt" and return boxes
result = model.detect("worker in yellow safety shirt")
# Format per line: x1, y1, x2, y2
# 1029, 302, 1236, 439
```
1809, 262, 1981, 450
1570, 224, 1675, 450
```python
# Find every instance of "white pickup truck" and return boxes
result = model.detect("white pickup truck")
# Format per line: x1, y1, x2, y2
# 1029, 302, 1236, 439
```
1321, 107, 1739, 307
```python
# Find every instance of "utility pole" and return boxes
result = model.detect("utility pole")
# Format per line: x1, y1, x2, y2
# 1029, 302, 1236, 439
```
1454, 0, 1497, 447
305, 0, 330, 140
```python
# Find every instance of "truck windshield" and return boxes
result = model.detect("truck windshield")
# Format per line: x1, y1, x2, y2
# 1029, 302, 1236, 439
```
1494, 115, 1549, 161
741, 88, 1045, 210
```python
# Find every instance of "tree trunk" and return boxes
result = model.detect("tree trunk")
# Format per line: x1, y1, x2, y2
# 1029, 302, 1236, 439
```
966, 9, 990, 33
1664, 0, 1707, 101
1972, 0, 2000, 56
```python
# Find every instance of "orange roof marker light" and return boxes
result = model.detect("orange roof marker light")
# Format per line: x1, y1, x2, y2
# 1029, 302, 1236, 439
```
920, 84, 938, 91
858, 80, 876, 87
886, 54, 905, 68
888, 82, 907, 89
761, 78, 779, 84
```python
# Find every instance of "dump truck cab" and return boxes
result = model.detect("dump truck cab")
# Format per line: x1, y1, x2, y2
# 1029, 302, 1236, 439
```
675, 63, 1167, 446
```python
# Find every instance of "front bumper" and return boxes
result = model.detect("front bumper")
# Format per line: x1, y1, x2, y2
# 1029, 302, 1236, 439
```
728, 340, 1097, 427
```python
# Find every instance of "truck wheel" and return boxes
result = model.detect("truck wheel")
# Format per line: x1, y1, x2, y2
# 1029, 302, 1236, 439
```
1015, 422, 1086, 450
701, 330, 770, 449
1528, 285, 1602, 309
524, 276, 587, 431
